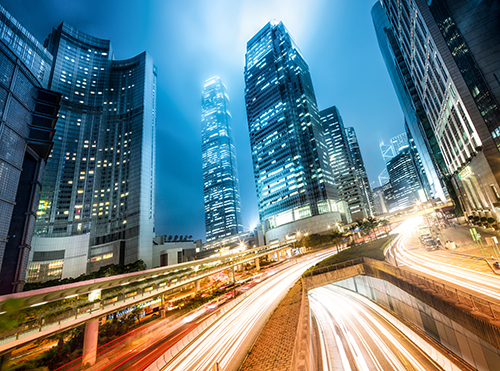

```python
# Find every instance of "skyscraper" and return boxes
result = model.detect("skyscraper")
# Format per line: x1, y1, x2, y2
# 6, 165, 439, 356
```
29, 23, 156, 281
201, 76, 243, 242
0, 5, 60, 293
373, 0, 500, 222
244, 21, 339, 231
387, 147, 426, 209
390, 132, 409, 153
345, 127, 374, 217
372, 1, 447, 202
321, 106, 367, 221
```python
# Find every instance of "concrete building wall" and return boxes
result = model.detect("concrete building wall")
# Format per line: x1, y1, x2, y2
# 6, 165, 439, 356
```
28, 234, 89, 281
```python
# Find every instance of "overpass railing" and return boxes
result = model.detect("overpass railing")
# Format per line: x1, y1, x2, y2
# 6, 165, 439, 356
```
0, 242, 295, 349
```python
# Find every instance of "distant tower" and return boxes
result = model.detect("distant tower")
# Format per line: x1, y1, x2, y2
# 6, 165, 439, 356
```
201, 77, 243, 242
390, 133, 409, 154
244, 21, 338, 229
321, 107, 366, 220
345, 127, 374, 217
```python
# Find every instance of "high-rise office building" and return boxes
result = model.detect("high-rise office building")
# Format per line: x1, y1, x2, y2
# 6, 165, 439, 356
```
28, 23, 156, 281
244, 21, 340, 231
320, 107, 368, 220
373, 0, 500, 221
378, 141, 394, 186
345, 127, 374, 217
387, 147, 426, 209
372, 1, 447, 202
390, 132, 409, 153
0, 5, 60, 294
201, 76, 243, 242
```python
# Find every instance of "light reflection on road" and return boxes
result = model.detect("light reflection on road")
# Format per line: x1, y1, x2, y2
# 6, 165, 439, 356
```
310, 285, 443, 371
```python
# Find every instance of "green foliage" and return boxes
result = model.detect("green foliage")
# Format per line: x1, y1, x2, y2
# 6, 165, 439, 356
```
298, 231, 344, 249
0, 299, 24, 333
309, 236, 393, 273
23, 260, 148, 291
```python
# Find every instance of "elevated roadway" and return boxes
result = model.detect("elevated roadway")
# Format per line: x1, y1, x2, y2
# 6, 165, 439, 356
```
0, 241, 297, 355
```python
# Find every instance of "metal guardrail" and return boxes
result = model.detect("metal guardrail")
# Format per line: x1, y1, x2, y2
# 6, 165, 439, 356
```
365, 258, 500, 322
303, 255, 500, 322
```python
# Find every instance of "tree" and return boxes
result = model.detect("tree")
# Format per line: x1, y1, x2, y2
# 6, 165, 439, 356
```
379, 219, 390, 236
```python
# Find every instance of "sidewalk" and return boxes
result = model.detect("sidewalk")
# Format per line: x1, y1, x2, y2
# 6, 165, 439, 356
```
432, 223, 500, 260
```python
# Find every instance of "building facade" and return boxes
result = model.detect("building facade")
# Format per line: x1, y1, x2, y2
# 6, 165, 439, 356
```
373, 0, 500, 223
244, 21, 340, 232
28, 23, 156, 282
320, 106, 367, 221
372, 1, 447, 202
387, 147, 426, 209
201, 77, 243, 243
0, 5, 60, 293
345, 127, 374, 217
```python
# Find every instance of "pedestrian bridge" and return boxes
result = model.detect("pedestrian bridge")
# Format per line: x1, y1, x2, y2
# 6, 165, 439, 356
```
0, 242, 297, 355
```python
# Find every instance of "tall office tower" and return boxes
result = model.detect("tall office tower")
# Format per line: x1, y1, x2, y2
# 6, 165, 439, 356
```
201, 77, 243, 242
321, 107, 367, 221
372, 1, 447, 202
382, 181, 397, 212
405, 122, 432, 199
29, 23, 156, 282
244, 21, 339, 230
373, 0, 500, 221
390, 132, 409, 153
387, 147, 426, 209
378, 141, 394, 186
0, 5, 60, 293
372, 186, 388, 215
345, 127, 374, 217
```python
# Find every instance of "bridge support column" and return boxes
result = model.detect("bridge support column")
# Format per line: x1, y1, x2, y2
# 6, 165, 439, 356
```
194, 279, 200, 293
255, 257, 260, 271
82, 318, 99, 366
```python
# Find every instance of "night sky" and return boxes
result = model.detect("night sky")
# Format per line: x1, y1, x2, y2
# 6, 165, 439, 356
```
2, 0, 404, 241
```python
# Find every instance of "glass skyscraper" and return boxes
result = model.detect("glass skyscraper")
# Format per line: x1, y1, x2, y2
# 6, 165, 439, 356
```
0, 5, 60, 293
321, 106, 367, 221
29, 22, 156, 281
387, 147, 425, 209
373, 0, 500, 222
345, 127, 374, 217
372, 1, 447, 202
201, 76, 243, 242
244, 21, 337, 229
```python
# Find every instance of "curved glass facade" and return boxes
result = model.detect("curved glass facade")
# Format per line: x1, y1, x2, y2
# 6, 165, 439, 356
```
33, 23, 156, 273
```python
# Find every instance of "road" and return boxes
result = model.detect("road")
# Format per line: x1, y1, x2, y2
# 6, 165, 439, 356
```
309, 285, 445, 371
387, 217, 500, 301
136, 250, 335, 371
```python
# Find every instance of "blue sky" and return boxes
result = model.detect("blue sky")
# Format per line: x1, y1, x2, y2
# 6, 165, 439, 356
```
3, 0, 404, 241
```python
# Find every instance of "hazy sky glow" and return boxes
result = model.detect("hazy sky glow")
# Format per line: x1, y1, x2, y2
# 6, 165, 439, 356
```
3, 0, 404, 241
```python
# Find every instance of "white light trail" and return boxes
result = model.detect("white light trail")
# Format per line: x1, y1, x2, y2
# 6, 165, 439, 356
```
310, 286, 443, 371
391, 218, 500, 300
160, 251, 335, 371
